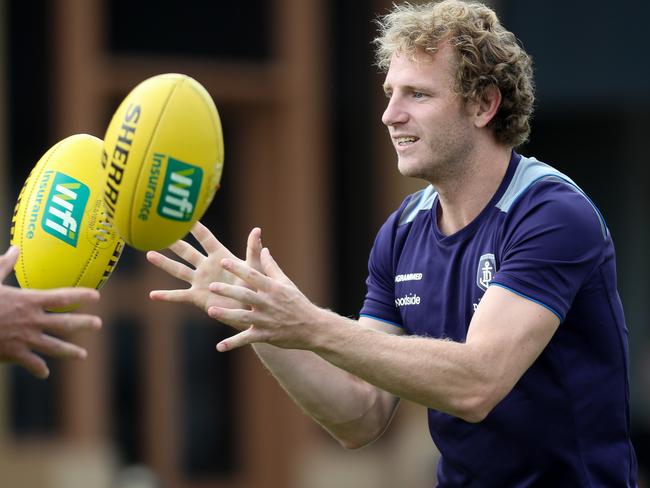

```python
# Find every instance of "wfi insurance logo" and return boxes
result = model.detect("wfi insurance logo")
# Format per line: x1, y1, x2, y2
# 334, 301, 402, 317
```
157, 157, 203, 221
42, 172, 90, 247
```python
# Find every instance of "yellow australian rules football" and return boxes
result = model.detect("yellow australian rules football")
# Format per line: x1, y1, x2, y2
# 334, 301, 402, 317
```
10, 134, 125, 310
102, 73, 224, 251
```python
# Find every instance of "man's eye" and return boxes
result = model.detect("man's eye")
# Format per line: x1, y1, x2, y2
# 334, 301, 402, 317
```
413, 91, 425, 99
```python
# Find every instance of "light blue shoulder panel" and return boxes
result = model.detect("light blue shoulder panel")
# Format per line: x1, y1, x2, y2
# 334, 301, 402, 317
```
398, 185, 437, 226
496, 156, 608, 239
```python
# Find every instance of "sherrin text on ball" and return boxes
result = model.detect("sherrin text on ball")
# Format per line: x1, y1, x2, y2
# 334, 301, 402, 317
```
102, 73, 224, 251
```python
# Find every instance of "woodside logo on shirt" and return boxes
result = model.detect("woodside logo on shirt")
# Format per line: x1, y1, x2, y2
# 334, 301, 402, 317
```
395, 272, 423, 308
395, 293, 421, 307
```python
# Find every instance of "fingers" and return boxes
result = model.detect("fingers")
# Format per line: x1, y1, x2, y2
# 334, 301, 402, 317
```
13, 350, 50, 379
29, 287, 100, 310
207, 305, 254, 329
217, 326, 263, 352
146, 251, 194, 283
30, 333, 87, 360
246, 228, 263, 270
209, 282, 260, 307
260, 248, 292, 284
168, 239, 204, 268
220, 257, 270, 291
149, 288, 194, 303
9, 330, 89, 379
0, 246, 19, 281
40, 311, 102, 335
191, 221, 224, 255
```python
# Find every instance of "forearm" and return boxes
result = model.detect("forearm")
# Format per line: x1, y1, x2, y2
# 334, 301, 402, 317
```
252, 343, 398, 448
310, 311, 495, 422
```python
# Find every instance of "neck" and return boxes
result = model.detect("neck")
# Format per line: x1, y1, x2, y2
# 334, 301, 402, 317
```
434, 144, 512, 236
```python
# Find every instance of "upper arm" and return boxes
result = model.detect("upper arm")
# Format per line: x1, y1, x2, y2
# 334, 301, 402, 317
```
465, 283, 560, 411
461, 184, 608, 416
494, 181, 608, 321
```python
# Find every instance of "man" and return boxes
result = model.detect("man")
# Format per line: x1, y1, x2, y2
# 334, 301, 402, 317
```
0, 246, 101, 379
147, 1, 638, 485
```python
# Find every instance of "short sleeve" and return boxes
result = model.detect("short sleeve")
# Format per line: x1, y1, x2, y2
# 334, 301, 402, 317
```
359, 206, 405, 327
491, 182, 608, 321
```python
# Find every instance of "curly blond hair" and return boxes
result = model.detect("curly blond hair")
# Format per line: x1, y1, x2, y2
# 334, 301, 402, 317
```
374, 0, 534, 147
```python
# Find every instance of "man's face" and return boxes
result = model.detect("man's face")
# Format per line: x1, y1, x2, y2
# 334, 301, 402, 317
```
382, 43, 475, 182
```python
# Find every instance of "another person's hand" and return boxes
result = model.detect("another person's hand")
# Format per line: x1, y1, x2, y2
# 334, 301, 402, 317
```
147, 221, 263, 312
0, 246, 102, 378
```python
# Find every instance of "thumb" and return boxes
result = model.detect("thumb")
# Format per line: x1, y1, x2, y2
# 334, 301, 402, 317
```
260, 248, 294, 286
0, 246, 20, 282
217, 326, 263, 352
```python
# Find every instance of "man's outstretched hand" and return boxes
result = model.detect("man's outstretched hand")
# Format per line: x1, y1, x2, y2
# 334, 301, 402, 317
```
147, 221, 263, 312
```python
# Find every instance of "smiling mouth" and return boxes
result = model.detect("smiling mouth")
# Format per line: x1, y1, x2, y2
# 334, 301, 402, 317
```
396, 136, 419, 146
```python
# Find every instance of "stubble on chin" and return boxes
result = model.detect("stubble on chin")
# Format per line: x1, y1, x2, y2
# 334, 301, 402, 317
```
403, 137, 474, 185
397, 154, 461, 184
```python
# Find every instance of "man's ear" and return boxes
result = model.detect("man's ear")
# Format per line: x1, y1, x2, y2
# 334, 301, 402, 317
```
473, 85, 501, 129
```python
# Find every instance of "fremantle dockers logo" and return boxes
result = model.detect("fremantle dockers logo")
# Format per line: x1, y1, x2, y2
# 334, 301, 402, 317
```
476, 253, 496, 291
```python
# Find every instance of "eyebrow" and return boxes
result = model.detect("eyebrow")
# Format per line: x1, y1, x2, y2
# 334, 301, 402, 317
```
383, 83, 432, 94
